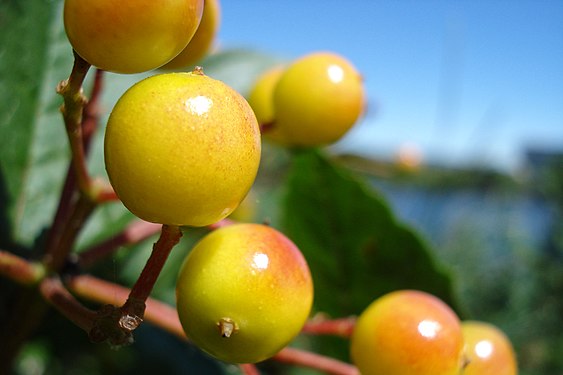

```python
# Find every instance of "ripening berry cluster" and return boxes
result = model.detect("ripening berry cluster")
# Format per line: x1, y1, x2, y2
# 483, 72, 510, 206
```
248, 52, 366, 147
351, 290, 518, 375
62, 0, 517, 371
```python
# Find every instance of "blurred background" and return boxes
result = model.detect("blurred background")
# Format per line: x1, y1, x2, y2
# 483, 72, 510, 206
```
219, 0, 563, 173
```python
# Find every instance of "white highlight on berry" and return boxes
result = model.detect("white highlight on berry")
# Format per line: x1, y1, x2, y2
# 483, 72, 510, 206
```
418, 319, 441, 339
475, 340, 494, 359
252, 252, 269, 270
185, 95, 213, 116
327, 64, 344, 83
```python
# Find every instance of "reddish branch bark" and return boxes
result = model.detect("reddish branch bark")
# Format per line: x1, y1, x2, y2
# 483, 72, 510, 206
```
121, 225, 182, 319
239, 363, 261, 375
274, 347, 359, 375
78, 220, 162, 268
302, 316, 356, 338
39, 276, 96, 332
0, 251, 45, 285
67, 274, 184, 339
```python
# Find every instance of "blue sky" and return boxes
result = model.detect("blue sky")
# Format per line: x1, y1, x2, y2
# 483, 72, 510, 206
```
218, 1, 563, 172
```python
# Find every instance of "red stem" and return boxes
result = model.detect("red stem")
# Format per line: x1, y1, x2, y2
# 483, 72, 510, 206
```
94, 186, 119, 203
239, 364, 261, 375
81, 68, 104, 153
78, 220, 162, 269
67, 274, 184, 339
57, 52, 92, 196
43, 166, 79, 261
274, 347, 359, 375
207, 218, 237, 230
0, 250, 45, 285
115, 225, 182, 332
43, 194, 96, 272
301, 316, 356, 338
39, 276, 97, 332
124, 225, 182, 303
259, 121, 274, 134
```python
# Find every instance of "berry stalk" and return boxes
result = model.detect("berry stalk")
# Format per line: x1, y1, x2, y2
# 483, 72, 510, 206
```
274, 347, 359, 375
0, 250, 45, 285
78, 220, 162, 269
301, 316, 356, 338
67, 274, 184, 338
77, 225, 183, 346
56, 52, 92, 196
39, 276, 97, 332
121, 225, 183, 321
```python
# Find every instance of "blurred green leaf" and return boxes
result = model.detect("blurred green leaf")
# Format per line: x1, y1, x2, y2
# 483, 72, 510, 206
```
0, 0, 73, 248
281, 149, 458, 317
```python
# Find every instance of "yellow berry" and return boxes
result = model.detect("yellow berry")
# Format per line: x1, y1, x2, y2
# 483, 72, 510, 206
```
247, 66, 289, 144
104, 71, 261, 226
64, 0, 203, 73
461, 321, 518, 375
176, 223, 314, 363
161, 0, 221, 70
272, 52, 365, 146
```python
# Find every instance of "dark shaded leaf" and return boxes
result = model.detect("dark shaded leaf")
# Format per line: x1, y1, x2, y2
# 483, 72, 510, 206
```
281, 149, 458, 317
0, 0, 73, 247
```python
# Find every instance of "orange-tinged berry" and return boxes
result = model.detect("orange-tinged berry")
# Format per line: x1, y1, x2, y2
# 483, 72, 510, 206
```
64, 0, 203, 73
351, 290, 464, 375
176, 223, 314, 363
461, 321, 518, 375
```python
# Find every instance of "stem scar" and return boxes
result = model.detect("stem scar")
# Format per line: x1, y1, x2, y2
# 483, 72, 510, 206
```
218, 317, 238, 338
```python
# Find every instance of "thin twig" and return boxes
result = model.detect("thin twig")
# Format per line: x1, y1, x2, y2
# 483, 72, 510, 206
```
43, 166, 79, 263
43, 194, 96, 272
65, 226, 182, 345
56, 52, 92, 196
0, 251, 45, 285
274, 347, 359, 375
120, 225, 182, 322
301, 316, 356, 338
67, 274, 184, 339
78, 220, 162, 269
81, 68, 104, 152
207, 218, 237, 230
93, 184, 119, 203
239, 364, 261, 375
39, 276, 97, 332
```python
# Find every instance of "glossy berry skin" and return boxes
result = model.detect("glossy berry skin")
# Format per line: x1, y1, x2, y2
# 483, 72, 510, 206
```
104, 71, 261, 226
350, 290, 464, 375
272, 52, 365, 146
247, 66, 289, 144
162, 0, 221, 69
176, 223, 314, 363
461, 321, 518, 375
64, 0, 203, 73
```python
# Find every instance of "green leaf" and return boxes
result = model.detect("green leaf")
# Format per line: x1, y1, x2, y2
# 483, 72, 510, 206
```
0, 0, 73, 248
281, 149, 458, 317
